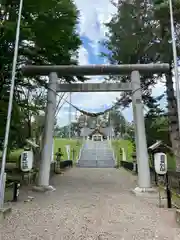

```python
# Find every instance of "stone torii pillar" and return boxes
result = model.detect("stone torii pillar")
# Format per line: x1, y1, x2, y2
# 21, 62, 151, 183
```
131, 71, 152, 193
38, 72, 57, 190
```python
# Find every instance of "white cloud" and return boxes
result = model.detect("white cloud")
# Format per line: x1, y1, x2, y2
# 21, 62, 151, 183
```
73, 92, 120, 110
57, 0, 169, 126
75, 0, 117, 54
150, 76, 166, 98
75, 0, 117, 41
78, 46, 89, 65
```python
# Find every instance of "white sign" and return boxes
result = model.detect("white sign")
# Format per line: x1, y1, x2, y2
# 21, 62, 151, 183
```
154, 152, 167, 175
20, 151, 33, 172
121, 148, 127, 161
65, 145, 71, 160
16, 183, 20, 197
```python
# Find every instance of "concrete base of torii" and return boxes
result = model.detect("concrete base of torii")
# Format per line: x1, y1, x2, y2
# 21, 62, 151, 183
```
132, 186, 157, 197
32, 185, 56, 193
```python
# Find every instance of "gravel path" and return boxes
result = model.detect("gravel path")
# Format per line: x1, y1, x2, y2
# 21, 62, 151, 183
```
1, 168, 180, 240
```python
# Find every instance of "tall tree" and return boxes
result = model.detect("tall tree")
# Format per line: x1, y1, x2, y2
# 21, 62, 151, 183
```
0, 0, 83, 151
102, 0, 180, 170
153, 0, 180, 169
145, 108, 171, 147
108, 107, 126, 137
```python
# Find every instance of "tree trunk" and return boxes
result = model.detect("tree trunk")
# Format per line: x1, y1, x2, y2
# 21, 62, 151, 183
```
27, 117, 32, 139
165, 68, 180, 171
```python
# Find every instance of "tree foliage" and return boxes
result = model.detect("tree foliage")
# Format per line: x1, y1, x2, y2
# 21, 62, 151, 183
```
145, 108, 171, 147
102, 0, 180, 170
0, 0, 82, 151
102, 0, 165, 107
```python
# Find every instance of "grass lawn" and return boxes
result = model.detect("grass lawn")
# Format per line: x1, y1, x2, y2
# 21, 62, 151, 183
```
166, 154, 176, 171
0, 149, 23, 164
53, 138, 82, 162
112, 139, 134, 166
159, 185, 180, 208
2, 138, 83, 202
0, 138, 83, 164
112, 139, 176, 171
5, 184, 14, 202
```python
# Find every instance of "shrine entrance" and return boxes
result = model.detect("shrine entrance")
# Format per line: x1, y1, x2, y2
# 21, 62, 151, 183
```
92, 135, 103, 141
22, 63, 169, 193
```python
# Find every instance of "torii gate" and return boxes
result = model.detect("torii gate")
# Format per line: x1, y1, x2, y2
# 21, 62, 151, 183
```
22, 63, 169, 194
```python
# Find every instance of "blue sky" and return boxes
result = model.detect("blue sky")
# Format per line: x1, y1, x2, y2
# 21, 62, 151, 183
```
57, 0, 166, 127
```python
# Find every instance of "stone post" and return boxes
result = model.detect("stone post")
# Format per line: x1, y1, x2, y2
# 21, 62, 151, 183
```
131, 71, 153, 193
38, 72, 57, 189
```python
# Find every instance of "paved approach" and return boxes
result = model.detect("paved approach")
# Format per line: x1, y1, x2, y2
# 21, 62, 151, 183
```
77, 140, 115, 168
1, 168, 180, 240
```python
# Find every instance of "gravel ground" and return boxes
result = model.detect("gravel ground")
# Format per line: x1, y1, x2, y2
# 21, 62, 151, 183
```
1, 168, 180, 240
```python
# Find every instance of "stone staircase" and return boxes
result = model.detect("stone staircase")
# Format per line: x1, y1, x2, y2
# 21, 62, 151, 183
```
77, 140, 115, 168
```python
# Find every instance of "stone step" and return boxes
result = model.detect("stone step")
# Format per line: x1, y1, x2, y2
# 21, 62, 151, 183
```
78, 141, 115, 168
78, 160, 115, 168
81, 155, 114, 158
80, 151, 114, 154
81, 151, 113, 154
77, 166, 115, 168
77, 164, 115, 168
79, 156, 114, 161
81, 152, 114, 155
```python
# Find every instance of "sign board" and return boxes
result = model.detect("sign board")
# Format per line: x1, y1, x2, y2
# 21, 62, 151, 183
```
20, 151, 33, 172
154, 152, 167, 175
16, 183, 21, 197
121, 148, 127, 161
66, 145, 71, 160
133, 162, 136, 172
56, 82, 132, 92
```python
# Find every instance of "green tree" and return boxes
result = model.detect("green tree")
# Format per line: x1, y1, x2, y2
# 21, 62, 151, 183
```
0, 0, 83, 151
102, 0, 180, 170
108, 107, 126, 137
145, 109, 170, 147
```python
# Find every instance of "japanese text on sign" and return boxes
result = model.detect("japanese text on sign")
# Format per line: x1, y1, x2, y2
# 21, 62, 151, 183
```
160, 155, 166, 172
22, 152, 28, 169
154, 152, 167, 175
